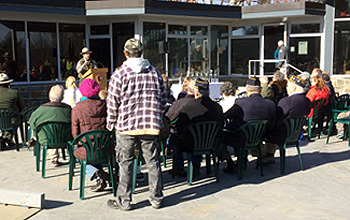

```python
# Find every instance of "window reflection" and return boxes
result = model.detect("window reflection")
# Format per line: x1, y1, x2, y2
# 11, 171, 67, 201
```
190, 26, 207, 35
289, 37, 320, 73
168, 38, 188, 78
143, 22, 166, 74
59, 23, 85, 80
211, 26, 228, 76
291, 24, 320, 33
169, 25, 187, 35
28, 22, 57, 81
0, 21, 26, 81
112, 22, 134, 70
232, 26, 258, 36
231, 38, 259, 75
334, 21, 350, 74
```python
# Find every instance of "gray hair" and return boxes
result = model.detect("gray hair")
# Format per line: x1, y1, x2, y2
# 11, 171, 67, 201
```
246, 84, 261, 93
274, 71, 285, 81
49, 85, 64, 103
220, 81, 236, 96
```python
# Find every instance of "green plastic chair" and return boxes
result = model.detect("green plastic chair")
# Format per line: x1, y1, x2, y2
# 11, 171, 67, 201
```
224, 120, 268, 180
35, 122, 72, 178
0, 108, 24, 151
306, 99, 326, 140
67, 129, 116, 200
172, 121, 222, 186
20, 106, 38, 151
277, 116, 306, 175
331, 117, 350, 148
326, 94, 350, 144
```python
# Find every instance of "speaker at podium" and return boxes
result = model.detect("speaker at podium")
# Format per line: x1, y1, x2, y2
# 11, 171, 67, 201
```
82, 68, 108, 91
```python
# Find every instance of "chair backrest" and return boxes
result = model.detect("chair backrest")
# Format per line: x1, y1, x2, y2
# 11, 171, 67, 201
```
38, 122, 72, 148
334, 94, 350, 110
71, 129, 114, 164
280, 116, 306, 145
0, 108, 18, 130
21, 106, 38, 121
234, 120, 268, 148
310, 99, 326, 118
182, 121, 222, 152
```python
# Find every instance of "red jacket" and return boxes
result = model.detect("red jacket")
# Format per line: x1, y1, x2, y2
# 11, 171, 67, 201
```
306, 85, 329, 117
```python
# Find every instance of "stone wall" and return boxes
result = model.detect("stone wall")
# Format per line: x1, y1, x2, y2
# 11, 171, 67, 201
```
11, 82, 65, 108
330, 77, 350, 95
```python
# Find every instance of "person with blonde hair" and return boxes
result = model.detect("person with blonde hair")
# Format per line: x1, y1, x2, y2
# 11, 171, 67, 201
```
62, 76, 82, 108
177, 76, 193, 100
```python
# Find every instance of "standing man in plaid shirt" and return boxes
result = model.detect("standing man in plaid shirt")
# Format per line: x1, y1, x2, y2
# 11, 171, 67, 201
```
106, 38, 166, 211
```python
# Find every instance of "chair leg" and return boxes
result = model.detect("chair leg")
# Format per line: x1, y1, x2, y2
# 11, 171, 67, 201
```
187, 153, 193, 186
108, 158, 116, 197
42, 146, 47, 178
68, 156, 75, 190
308, 117, 312, 141
36, 144, 41, 172
296, 142, 303, 171
326, 119, 333, 144
161, 141, 166, 168
13, 127, 19, 151
80, 162, 87, 200
278, 144, 286, 175
206, 154, 210, 175
132, 157, 138, 194
212, 153, 219, 183
257, 147, 264, 177
237, 148, 244, 180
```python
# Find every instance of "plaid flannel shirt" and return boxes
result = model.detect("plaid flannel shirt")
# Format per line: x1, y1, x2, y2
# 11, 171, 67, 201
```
106, 59, 166, 135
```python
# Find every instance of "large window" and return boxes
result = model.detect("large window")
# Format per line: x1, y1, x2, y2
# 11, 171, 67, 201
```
168, 38, 188, 79
289, 37, 321, 74
28, 22, 57, 81
334, 21, 350, 74
112, 22, 134, 70
59, 23, 85, 80
231, 39, 259, 75
335, 0, 350, 17
211, 26, 228, 76
143, 22, 166, 74
0, 21, 26, 81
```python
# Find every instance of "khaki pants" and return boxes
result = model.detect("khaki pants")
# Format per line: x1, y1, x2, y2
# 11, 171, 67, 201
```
250, 142, 277, 158
336, 111, 350, 133
49, 149, 59, 162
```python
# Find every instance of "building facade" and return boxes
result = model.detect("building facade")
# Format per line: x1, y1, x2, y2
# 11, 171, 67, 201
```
0, 0, 350, 103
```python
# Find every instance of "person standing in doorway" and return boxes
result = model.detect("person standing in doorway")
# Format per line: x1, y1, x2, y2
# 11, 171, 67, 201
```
277, 40, 289, 74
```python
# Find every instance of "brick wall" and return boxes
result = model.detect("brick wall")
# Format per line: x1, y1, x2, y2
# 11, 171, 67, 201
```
331, 77, 350, 95
11, 82, 65, 108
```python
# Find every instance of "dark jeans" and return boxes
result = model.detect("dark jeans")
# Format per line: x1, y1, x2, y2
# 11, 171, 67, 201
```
115, 132, 163, 209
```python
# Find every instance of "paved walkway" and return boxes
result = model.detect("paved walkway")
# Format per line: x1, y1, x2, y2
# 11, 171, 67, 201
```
1, 135, 350, 220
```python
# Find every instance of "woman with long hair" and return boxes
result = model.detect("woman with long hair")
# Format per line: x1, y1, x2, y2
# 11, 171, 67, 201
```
306, 74, 330, 117
62, 76, 82, 108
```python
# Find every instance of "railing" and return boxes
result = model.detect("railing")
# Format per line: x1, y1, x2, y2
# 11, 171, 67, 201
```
248, 59, 303, 76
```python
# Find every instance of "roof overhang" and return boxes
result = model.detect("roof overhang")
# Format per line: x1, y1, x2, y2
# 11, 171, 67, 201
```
0, 0, 85, 16
86, 0, 241, 19
242, 1, 325, 19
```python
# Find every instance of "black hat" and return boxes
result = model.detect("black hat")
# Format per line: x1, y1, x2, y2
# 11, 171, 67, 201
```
246, 77, 260, 86
288, 74, 307, 88
194, 77, 209, 90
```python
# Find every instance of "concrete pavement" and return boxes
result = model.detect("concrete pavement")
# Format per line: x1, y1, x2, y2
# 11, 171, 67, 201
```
0, 135, 350, 220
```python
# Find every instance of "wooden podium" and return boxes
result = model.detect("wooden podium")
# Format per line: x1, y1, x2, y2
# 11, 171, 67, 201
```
82, 68, 108, 91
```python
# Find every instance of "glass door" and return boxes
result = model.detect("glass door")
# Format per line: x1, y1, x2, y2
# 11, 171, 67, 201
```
262, 24, 286, 76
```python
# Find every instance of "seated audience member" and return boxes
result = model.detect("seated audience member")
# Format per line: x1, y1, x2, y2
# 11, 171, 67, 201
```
72, 79, 111, 192
224, 77, 276, 162
0, 73, 25, 148
62, 76, 82, 108
177, 76, 193, 100
166, 80, 196, 123
29, 85, 71, 166
311, 68, 322, 77
261, 71, 288, 104
306, 74, 330, 118
171, 78, 234, 176
219, 81, 236, 113
263, 75, 311, 164
162, 74, 175, 113
98, 90, 108, 100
